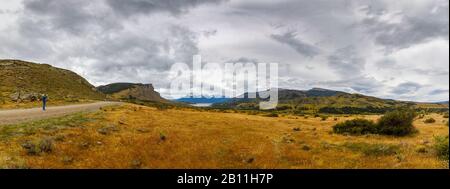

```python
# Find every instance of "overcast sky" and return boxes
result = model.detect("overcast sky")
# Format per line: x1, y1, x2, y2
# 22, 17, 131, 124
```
0, 0, 448, 102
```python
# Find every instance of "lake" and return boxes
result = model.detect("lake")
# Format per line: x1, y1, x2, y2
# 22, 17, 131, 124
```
191, 103, 213, 107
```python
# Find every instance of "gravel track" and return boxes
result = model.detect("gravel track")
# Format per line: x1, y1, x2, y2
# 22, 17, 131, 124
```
0, 101, 122, 125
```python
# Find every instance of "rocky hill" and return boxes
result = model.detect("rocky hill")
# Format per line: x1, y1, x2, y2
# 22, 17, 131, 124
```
96, 83, 166, 102
0, 59, 105, 104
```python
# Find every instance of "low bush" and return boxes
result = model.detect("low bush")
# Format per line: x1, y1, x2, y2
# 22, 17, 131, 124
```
376, 110, 417, 136
333, 109, 417, 136
333, 118, 377, 135
433, 136, 449, 160
159, 132, 167, 141
424, 118, 436, 124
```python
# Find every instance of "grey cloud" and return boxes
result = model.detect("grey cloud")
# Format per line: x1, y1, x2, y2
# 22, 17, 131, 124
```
24, 0, 120, 35
271, 31, 321, 58
202, 29, 218, 38
316, 76, 384, 94
429, 89, 449, 95
327, 46, 366, 77
7, 0, 203, 87
376, 58, 397, 69
360, 3, 449, 51
0, 0, 448, 102
412, 68, 449, 76
106, 0, 227, 17
228, 57, 260, 63
22, 0, 227, 36
391, 82, 423, 95
69, 25, 200, 85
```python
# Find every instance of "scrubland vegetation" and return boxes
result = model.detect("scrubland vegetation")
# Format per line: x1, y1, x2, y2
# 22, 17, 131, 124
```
333, 110, 418, 136
0, 104, 448, 169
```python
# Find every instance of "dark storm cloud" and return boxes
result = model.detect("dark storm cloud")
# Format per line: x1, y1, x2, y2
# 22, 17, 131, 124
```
106, 0, 227, 17
391, 82, 423, 95
271, 31, 321, 58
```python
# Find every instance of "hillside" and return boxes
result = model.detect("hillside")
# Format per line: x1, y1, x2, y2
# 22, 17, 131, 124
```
0, 60, 104, 105
213, 88, 448, 114
96, 83, 166, 102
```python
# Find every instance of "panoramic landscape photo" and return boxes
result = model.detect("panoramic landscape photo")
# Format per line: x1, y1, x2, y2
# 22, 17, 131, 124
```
0, 0, 449, 169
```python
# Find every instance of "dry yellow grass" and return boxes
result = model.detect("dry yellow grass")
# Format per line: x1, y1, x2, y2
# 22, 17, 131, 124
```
0, 104, 448, 169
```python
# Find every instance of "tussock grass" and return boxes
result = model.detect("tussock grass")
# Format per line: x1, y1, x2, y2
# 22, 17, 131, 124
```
0, 113, 94, 140
342, 142, 399, 156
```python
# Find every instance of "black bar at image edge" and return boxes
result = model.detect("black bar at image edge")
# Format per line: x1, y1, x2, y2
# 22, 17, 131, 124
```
0, 169, 448, 187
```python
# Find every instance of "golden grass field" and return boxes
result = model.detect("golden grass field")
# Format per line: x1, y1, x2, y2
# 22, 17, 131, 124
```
0, 103, 448, 169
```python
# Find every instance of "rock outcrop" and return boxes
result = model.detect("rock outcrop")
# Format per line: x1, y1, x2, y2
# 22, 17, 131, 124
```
96, 83, 166, 102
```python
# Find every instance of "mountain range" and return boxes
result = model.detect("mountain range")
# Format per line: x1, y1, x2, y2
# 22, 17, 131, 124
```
212, 88, 448, 114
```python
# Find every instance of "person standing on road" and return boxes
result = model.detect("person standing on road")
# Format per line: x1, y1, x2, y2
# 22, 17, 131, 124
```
42, 94, 48, 111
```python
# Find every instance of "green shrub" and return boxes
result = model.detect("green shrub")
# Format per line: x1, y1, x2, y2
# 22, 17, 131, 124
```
434, 136, 449, 160
320, 115, 328, 121
333, 109, 417, 136
424, 118, 436, 124
376, 110, 417, 136
333, 118, 377, 135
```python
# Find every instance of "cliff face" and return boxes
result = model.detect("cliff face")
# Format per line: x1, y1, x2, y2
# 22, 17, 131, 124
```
97, 83, 166, 102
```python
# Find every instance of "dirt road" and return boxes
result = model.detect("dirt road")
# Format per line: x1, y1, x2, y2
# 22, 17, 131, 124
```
0, 101, 122, 125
